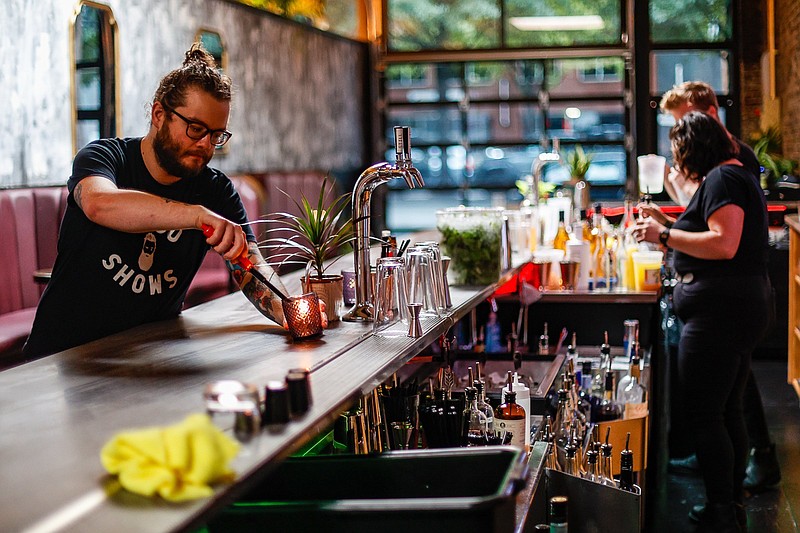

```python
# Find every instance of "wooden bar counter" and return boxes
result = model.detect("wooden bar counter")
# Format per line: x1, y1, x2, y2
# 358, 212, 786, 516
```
0, 256, 512, 533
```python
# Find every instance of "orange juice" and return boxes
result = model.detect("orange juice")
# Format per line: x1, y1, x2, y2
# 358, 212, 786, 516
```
632, 251, 663, 291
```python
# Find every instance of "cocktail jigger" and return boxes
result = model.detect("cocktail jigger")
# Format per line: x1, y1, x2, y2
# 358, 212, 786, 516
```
407, 303, 423, 338
441, 256, 452, 308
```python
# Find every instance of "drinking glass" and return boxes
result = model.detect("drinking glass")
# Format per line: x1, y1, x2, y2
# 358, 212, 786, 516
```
373, 257, 409, 337
405, 249, 441, 317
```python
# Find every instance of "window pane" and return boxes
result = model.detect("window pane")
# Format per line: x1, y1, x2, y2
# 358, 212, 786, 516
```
547, 58, 625, 97
650, 50, 731, 96
505, 0, 622, 47
75, 4, 100, 63
656, 107, 727, 162
544, 144, 627, 186
650, 0, 732, 43
198, 31, 224, 68
76, 68, 101, 110
387, 0, 501, 51
465, 61, 544, 100
387, 107, 462, 145
467, 103, 542, 143
386, 145, 466, 188
76, 120, 100, 150
546, 101, 625, 142
386, 63, 463, 103
469, 145, 537, 189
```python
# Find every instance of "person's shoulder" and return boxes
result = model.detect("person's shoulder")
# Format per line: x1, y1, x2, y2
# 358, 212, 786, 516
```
77, 137, 141, 160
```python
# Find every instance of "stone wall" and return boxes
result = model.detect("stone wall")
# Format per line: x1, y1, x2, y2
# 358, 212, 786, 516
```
0, 0, 368, 188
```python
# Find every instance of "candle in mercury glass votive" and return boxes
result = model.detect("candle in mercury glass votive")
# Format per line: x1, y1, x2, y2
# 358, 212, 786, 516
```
283, 292, 323, 339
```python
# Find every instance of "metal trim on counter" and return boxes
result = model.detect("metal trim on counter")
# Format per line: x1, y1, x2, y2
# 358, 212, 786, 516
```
0, 254, 520, 533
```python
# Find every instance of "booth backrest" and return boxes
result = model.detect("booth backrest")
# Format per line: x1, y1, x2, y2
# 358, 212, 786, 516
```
0, 187, 68, 315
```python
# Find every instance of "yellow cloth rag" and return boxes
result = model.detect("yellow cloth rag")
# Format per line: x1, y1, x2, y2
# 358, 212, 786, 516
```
100, 413, 240, 502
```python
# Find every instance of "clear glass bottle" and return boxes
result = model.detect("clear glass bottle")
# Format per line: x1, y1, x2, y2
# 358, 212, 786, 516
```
590, 203, 606, 288
496, 374, 527, 449
552, 387, 572, 451
591, 331, 612, 398
553, 210, 570, 251
474, 378, 495, 431
617, 356, 647, 419
599, 427, 616, 487
583, 447, 601, 483
461, 386, 489, 446
593, 370, 622, 422
616, 351, 637, 400
539, 322, 549, 355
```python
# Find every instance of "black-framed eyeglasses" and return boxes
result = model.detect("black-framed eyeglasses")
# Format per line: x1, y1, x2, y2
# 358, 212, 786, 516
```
161, 103, 232, 147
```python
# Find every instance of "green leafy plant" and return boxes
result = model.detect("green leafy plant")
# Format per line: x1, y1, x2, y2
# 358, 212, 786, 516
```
263, 177, 353, 278
564, 144, 593, 180
750, 127, 797, 189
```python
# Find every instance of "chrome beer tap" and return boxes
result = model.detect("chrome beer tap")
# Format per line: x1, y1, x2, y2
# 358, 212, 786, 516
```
528, 137, 561, 206
343, 126, 423, 322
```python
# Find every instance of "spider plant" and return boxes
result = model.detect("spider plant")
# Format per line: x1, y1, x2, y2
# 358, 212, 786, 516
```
262, 176, 353, 278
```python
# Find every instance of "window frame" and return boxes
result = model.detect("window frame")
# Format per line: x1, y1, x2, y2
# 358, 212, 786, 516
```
70, 1, 120, 154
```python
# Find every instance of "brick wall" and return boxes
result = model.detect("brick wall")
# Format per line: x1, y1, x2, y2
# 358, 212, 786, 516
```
740, 0, 766, 143
777, 0, 800, 160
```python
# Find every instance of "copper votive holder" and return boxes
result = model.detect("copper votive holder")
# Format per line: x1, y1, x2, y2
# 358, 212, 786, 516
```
283, 292, 323, 339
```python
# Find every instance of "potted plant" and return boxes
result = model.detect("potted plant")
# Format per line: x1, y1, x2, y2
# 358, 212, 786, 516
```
263, 176, 353, 321
565, 144, 592, 182
750, 127, 797, 191
563, 144, 593, 209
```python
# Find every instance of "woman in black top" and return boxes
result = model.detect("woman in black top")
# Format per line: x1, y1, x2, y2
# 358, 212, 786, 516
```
634, 111, 771, 533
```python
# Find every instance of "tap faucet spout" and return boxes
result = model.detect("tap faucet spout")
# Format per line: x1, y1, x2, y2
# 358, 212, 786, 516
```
529, 138, 560, 206
343, 127, 424, 322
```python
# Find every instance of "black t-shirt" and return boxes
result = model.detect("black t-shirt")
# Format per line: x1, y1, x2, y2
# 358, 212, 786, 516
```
672, 163, 768, 277
735, 138, 761, 180
24, 137, 254, 357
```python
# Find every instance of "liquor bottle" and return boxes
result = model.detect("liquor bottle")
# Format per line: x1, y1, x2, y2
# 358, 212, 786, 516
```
496, 372, 527, 449
593, 370, 622, 422
616, 349, 636, 397
539, 322, 549, 355
553, 210, 570, 251
542, 416, 560, 470
566, 332, 578, 362
620, 196, 635, 230
591, 331, 612, 397
473, 378, 495, 431
617, 355, 647, 419
618, 432, 638, 493
599, 427, 616, 487
583, 447, 601, 483
552, 387, 572, 451
461, 386, 489, 446
590, 203, 606, 288
564, 430, 581, 476
549, 496, 569, 533
622, 319, 639, 361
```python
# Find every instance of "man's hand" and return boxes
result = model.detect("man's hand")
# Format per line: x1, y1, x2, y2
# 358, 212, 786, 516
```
198, 215, 248, 262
